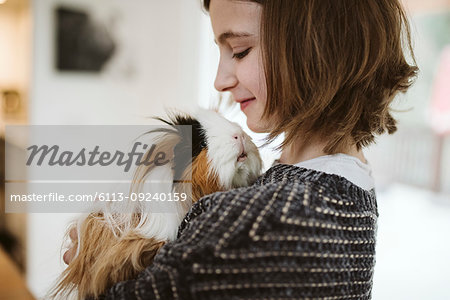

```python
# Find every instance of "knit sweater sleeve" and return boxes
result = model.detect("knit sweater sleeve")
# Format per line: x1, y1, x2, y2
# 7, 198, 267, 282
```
103, 165, 378, 300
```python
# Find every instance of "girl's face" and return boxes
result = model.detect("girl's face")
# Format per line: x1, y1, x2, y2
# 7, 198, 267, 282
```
209, 0, 271, 133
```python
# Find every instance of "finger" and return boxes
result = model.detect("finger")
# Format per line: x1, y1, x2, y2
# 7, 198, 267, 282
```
63, 245, 77, 265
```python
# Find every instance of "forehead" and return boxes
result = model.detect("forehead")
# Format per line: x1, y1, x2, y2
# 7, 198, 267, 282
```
209, 0, 261, 42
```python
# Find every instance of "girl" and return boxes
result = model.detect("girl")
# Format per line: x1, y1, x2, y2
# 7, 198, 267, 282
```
66, 0, 417, 299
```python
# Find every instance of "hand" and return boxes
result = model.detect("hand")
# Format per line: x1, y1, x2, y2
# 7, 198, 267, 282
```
63, 226, 78, 265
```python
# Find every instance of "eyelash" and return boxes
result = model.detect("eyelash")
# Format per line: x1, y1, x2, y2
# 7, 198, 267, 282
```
232, 48, 251, 60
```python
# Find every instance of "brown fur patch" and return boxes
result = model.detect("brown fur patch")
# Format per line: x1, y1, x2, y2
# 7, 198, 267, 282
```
50, 213, 164, 299
190, 149, 223, 202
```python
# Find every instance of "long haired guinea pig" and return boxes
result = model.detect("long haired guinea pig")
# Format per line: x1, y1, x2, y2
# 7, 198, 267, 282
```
50, 108, 263, 300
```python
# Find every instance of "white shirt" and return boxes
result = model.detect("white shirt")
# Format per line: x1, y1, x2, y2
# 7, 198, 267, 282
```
291, 153, 375, 191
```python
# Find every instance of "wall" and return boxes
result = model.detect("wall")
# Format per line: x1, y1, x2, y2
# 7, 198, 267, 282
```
27, 0, 208, 297
30, 0, 206, 126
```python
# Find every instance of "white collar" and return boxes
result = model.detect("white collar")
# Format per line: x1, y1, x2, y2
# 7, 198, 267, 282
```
291, 153, 375, 191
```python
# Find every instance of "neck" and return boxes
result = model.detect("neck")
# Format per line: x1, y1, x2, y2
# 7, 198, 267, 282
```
278, 135, 367, 165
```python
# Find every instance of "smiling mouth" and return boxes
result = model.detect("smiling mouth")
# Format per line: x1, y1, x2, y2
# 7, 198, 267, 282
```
239, 98, 255, 111
241, 98, 255, 103
237, 151, 247, 162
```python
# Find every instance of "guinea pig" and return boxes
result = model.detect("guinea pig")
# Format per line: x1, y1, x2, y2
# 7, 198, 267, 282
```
49, 108, 263, 300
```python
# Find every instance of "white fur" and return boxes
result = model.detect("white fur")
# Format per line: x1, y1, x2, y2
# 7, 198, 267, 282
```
195, 108, 263, 189
97, 160, 189, 242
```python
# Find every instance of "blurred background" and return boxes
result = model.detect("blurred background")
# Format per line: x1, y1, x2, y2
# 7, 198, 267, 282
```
0, 0, 449, 299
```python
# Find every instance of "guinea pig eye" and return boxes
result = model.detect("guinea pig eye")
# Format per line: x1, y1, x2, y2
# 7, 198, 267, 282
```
200, 140, 207, 148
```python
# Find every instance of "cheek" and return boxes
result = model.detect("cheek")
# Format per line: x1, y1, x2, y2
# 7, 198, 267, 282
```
237, 54, 266, 100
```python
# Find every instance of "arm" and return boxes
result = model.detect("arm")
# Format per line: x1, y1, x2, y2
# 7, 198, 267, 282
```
103, 179, 378, 299
102, 185, 266, 300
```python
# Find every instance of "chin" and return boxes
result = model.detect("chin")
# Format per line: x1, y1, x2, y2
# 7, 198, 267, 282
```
247, 119, 271, 133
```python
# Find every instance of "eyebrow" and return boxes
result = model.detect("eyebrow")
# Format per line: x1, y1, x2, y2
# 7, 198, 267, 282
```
215, 31, 253, 45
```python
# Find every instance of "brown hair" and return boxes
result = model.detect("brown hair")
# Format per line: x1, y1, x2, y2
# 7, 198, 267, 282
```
203, 0, 418, 153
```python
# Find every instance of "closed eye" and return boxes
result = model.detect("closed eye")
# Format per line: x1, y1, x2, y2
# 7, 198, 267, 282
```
232, 48, 251, 60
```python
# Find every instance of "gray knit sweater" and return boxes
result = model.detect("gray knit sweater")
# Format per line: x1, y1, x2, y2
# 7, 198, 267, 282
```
103, 163, 378, 299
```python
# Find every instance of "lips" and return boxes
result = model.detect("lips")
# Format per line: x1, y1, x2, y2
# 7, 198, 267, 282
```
237, 97, 255, 103
238, 97, 255, 111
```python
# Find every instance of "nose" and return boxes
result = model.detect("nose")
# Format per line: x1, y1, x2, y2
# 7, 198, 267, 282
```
214, 58, 238, 92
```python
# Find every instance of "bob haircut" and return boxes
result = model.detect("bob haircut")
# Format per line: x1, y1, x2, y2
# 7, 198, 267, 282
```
203, 0, 418, 153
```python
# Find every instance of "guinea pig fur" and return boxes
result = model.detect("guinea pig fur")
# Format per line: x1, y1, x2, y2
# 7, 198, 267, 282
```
49, 108, 263, 300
